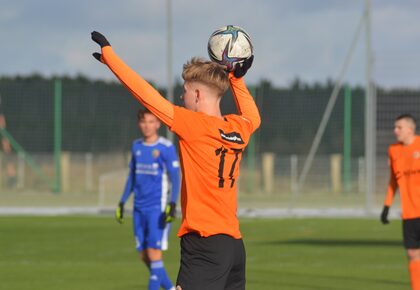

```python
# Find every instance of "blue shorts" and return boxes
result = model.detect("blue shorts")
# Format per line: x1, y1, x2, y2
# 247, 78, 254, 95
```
133, 208, 171, 251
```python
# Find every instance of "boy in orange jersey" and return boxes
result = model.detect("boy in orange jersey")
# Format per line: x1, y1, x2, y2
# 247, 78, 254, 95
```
91, 31, 260, 290
381, 114, 420, 290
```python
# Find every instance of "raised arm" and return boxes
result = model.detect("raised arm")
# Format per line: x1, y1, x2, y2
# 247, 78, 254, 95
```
229, 73, 261, 134
91, 31, 174, 127
229, 56, 261, 133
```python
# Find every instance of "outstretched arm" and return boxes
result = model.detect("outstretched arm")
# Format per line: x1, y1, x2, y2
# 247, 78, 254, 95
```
91, 31, 174, 127
229, 56, 261, 133
229, 73, 261, 134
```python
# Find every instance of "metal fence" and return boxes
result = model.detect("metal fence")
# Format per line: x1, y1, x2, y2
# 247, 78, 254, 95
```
0, 78, 417, 214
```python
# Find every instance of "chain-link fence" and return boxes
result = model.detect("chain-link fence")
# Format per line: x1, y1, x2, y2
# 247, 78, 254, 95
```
1, 77, 416, 213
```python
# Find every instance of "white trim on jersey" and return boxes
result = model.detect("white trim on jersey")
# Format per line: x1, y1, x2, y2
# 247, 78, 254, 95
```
161, 223, 171, 251
161, 168, 170, 251
141, 141, 159, 147
140, 137, 173, 148
161, 170, 168, 212
172, 160, 180, 168
158, 136, 173, 147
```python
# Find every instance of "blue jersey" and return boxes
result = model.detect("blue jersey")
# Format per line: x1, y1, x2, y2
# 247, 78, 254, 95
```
120, 137, 180, 211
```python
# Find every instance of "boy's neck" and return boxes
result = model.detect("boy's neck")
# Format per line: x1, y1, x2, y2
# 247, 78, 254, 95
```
144, 134, 159, 144
197, 97, 223, 119
199, 107, 223, 119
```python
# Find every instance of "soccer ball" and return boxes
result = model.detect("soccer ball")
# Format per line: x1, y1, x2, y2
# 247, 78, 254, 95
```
207, 25, 253, 71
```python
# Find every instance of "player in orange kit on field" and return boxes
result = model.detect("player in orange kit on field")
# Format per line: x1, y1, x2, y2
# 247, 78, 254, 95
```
381, 114, 420, 290
91, 31, 260, 290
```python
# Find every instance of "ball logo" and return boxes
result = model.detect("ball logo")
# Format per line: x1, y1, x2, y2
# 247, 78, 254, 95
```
152, 149, 160, 158
135, 150, 141, 156
413, 151, 420, 159
208, 25, 253, 71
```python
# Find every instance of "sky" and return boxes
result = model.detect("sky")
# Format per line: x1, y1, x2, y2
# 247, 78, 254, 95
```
0, 0, 419, 88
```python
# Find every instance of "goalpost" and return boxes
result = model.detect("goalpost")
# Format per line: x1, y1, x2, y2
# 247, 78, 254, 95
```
97, 168, 132, 210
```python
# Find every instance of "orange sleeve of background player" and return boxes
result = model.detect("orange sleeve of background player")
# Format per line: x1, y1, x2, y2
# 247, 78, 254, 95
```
101, 46, 174, 127
384, 169, 397, 206
228, 72, 261, 133
384, 152, 398, 206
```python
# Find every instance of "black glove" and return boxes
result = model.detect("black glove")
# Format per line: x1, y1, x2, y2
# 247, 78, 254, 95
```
91, 31, 110, 48
233, 55, 254, 78
92, 52, 102, 62
91, 31, 111, 63
380, 205, 390, 224
165, 202, 176, 223
115, 202, 124, 224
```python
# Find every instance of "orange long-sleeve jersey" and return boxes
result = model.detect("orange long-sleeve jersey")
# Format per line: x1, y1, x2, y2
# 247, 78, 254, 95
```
101, 46, 261, 238
384, 136, 420, 219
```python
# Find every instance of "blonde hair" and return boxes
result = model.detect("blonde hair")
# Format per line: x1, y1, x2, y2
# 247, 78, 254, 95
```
182, 57, 229, 97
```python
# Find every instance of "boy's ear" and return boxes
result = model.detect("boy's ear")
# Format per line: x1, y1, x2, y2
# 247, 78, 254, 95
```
195, 89, 200, 103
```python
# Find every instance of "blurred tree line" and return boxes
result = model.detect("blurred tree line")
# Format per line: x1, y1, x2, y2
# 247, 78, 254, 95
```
0, 74, 415, 156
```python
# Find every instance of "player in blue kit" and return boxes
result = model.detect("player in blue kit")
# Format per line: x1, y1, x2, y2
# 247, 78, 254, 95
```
116, 108, 180, 290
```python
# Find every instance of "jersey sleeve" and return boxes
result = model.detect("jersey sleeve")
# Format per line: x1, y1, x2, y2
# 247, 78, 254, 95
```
101, 46, 174, 127
229, 72, 261, 134
119, 153, 135, 204
162, 144, 181, 204
384, 148, 398, 206
170, 106, 207, 141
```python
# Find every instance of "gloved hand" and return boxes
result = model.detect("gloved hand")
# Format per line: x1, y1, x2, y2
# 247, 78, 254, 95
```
233, 55, 254, 78
91, 31, 111, 62
380, 205, 390, 224
165, 202, 176, 224
91, 31, 110, 48
115, 202, 124, 224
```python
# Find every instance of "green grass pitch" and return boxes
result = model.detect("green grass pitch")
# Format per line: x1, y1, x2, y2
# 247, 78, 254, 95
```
0, 216, 409, 290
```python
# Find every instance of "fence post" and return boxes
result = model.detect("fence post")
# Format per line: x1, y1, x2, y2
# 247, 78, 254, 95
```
330, 154, 342, 193
54, 79, 62, 193
343, 86, 352, 192
61, 152, 70, 192
291, 154, 298, 194
358, 157, 365, 194
17, 152, 25, 189
247, 86, 257, 193
99, 175, 105, 208
85, 153, 93, 192
262, 152, 275, 194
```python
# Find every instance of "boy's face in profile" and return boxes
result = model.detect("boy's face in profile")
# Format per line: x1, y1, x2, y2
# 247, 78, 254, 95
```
394, 119, 415, 144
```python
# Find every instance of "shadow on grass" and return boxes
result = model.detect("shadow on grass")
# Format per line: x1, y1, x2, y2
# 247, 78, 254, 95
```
248, 280, 345, 290
259, 239, 402, 247
248, 269, 408, 289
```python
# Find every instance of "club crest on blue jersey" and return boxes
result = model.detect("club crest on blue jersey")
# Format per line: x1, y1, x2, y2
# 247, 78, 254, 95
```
152, 149, 160, 158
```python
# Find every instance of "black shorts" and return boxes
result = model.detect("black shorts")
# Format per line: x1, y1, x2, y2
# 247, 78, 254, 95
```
176, 233, 246, 290
403, 218, 420, 249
